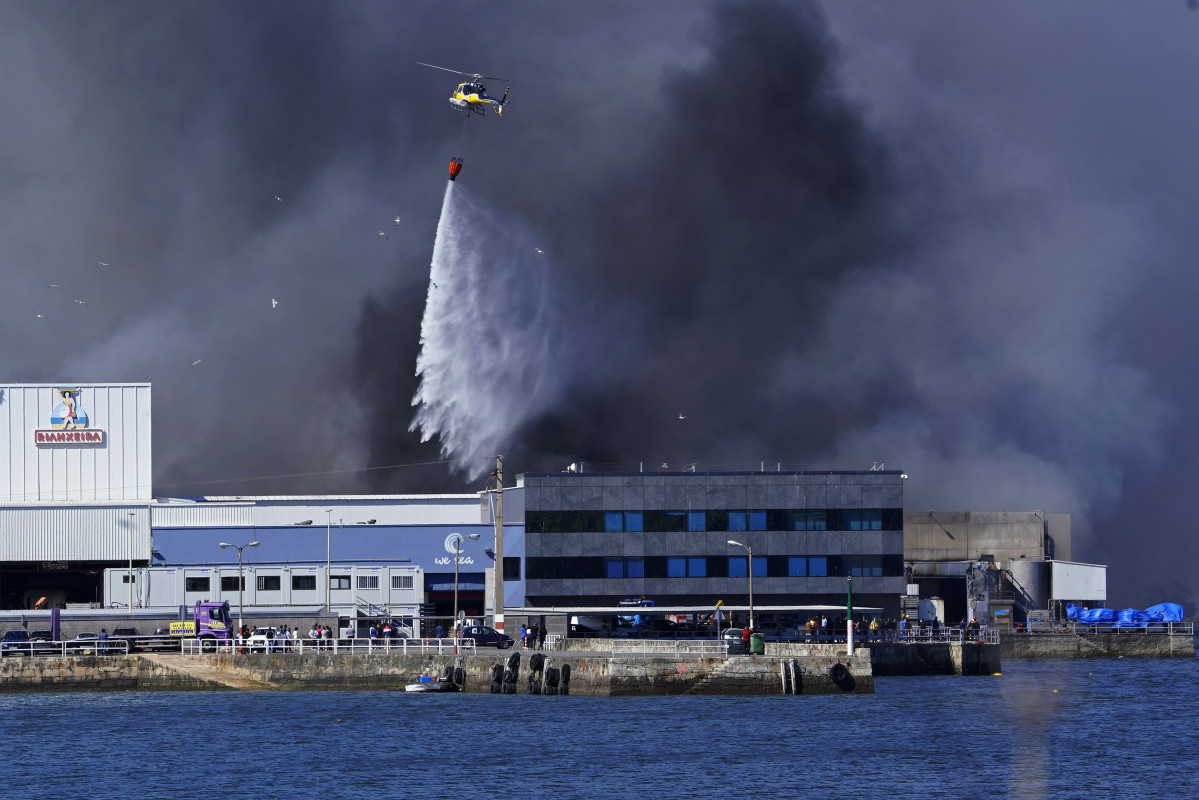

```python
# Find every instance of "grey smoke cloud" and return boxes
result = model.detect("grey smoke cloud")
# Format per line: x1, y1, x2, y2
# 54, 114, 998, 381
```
2, 1, 1197, 607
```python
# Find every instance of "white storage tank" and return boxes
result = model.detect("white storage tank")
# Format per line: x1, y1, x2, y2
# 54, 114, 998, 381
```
918, 596, 945, 625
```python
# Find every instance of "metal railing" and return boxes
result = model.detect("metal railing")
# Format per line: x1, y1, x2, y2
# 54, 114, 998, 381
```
1019, 621, 1193, 636
0, 639, 132, 657
182, 637, 477, 656
609, 639, 731, 657
890, 627, 1000, 645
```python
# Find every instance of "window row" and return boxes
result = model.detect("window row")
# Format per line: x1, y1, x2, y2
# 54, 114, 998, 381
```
183, 574, 412, 593
526, 554, 902, 581
527, 508, 901, 534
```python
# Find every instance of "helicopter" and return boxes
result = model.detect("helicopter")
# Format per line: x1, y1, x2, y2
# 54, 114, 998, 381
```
417, 62, 509, 117
418, 62, 510, 181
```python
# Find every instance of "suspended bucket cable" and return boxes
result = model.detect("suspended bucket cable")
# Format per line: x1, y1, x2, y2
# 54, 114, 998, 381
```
449, 113, 470, 181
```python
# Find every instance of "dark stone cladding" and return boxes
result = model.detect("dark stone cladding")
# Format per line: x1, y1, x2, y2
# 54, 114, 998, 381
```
520, 471, 906, 614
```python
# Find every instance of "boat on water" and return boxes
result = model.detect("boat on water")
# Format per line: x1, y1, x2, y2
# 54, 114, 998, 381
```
404, 678, 458, 693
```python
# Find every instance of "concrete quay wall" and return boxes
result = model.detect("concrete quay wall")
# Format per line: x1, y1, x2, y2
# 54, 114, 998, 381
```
0, 651, 872, 695
1000, 632, 1195, 659
868, 642, 1001, 676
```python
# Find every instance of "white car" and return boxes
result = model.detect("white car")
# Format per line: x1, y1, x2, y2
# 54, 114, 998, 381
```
247, 627, 276, 653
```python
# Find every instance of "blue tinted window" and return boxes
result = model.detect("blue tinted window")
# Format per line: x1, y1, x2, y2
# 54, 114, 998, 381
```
667, 558, 686, 578
605, 559, 624, 579
788, 557, 807, 577
687, 511, 706, 532
729, 556, 748, 578
728, 512, 748, 531
748, 511, 767, 531
752, 556, 767, 577
688, 557, 707, 577
809, 556, 828, 577
862, 509, 882, 531
843, 510, 863, 531
604, 512, 623, 532
624, 512, 643, 532
626, 559, 644, 578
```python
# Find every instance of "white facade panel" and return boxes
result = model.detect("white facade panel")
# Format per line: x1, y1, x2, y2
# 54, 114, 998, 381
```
109, 563, 424, 616
1050, 560, 1107, 602
0, 384, 151, 503
0, 505, 151, 561
149, 496, 482, 528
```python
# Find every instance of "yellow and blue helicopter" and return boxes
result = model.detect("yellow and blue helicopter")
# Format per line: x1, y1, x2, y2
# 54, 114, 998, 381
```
418, 62, 509, 181
417, 62, 509, 117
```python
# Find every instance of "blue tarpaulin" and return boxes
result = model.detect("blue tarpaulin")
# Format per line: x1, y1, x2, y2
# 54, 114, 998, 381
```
1067, 602, 1186, 626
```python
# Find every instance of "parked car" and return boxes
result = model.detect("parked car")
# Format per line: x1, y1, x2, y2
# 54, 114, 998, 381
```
1, 629, 32, 656
111, 626, 141, 653
458, 625, 513, 649
246, 627, 276, 653
28, 630, 60, 656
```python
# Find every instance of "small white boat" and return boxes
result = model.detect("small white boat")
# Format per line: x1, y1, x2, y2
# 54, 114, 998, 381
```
405, 678, 456, 693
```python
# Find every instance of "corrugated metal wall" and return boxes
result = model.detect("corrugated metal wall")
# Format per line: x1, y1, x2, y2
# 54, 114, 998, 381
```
0, 505, 151, 561
1, 384, 152, 502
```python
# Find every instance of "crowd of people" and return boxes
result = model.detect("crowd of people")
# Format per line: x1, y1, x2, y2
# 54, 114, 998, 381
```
792, 615, 986, 642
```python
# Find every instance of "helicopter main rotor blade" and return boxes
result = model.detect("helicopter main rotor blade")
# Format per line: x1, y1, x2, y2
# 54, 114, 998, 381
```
416, 61, 472, 76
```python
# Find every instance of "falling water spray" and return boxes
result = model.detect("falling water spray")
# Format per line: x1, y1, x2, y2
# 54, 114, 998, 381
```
410, 183, 562, 480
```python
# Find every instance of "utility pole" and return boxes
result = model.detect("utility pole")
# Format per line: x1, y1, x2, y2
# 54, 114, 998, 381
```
492, 455, 504, 634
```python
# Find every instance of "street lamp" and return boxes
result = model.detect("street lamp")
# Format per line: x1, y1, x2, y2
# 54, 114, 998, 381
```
728, 539, 754, 631
128, 512, 136, 614
325, 509, 333, 612
219, 541, 259, 636
453, 533, 481, 635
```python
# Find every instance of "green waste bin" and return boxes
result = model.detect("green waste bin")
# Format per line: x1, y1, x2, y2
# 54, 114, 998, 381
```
749, 632, 765, 655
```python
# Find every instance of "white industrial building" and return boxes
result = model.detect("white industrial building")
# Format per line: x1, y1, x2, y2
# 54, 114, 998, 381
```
0, 383, 518, 623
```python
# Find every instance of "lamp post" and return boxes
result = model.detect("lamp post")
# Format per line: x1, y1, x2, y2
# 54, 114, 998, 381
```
847, 574, 854, 657
128, 512, 136, 614
453, 533, 481, 636
325, 509, 333, 612
219, 541, 259, 637
728, 539, 754, 631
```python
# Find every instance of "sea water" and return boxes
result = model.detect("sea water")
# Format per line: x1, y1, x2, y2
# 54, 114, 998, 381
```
2, 657, 1195, 799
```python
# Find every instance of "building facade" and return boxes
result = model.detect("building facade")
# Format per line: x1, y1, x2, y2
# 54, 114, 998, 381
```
521, 470, 907, 617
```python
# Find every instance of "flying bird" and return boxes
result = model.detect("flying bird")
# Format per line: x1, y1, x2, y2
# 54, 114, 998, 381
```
35, 312, 45, 319
378, 231, 389, 239
271, 298, 278, 308
74, 299, 87, 305
677, 413, 686, 420
534, 248, 544, 255
394, 216, 402, 225
191, 359, 202, 367
49, 284, 62, 289
97, 262, 109, 267
274, 196, 283, 202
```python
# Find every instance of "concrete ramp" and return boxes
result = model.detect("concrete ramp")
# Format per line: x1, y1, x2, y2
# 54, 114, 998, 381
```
140, 654, 277, 691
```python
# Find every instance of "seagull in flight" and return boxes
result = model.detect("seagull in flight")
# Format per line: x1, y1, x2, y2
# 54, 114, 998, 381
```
49, 284, 62, 289
271, 298, 278, 308
534, 248, 545, 254
74, 299, 87, 305
394, 216, 402, 225
35, 312, 46, 318
98, 261, 109, 267
191, 359, 203, 367
378, 230, 389, 239
274, 195, 283, 202
677, 413, 686, 420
